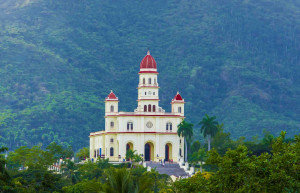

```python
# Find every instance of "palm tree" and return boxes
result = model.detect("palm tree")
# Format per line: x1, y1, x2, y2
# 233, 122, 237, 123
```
190, 148, 207, 172
177, 120, 194, 162
199, 114, 219, 151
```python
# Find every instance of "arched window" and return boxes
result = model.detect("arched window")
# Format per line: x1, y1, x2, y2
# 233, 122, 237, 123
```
94, 150, 96, 158
148, 104, 151, 112
144, 105, 147, 112
110, 147, 114, 156
166, 122, 172, 131
178, 107, 182, 113
143, 78, 145, 84
148, 78, 151, 84
154, 78, 157, 85
127, 122, 133, 131
110, 105, 114, 112
110, 121, 114, 128
153, 105, 156, 112
179, 148, 182, 157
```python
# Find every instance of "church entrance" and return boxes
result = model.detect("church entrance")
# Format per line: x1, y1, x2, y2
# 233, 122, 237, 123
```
144, 142, 154, 161
165, 143, 172, 161
165, 144, 169, 161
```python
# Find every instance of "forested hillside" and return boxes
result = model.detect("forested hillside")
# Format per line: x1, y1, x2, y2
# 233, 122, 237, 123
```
0, 0, 299, 150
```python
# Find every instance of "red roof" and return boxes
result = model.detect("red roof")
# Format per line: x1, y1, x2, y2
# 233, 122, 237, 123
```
105, 90, 118, 101
140, 51, 157, 70
172, 92, 184, 103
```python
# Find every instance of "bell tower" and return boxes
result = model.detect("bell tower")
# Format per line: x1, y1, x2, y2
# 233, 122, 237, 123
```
137, 51, 159, 112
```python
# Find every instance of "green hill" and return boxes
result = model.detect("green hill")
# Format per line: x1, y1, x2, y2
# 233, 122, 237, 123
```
0, 0, 299, 150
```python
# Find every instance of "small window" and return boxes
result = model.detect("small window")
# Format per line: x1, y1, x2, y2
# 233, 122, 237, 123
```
180, 139, 181, 144
94, 150, 96, 158
110, 147, 114, 156
110, 105, 114, 112
178, 107, 182, 113
154, 78, 157, 84
153, 92, 155, 95
145, 92, 147, 95
97, 149, 99, 156
166, 122, 172, 131
143, 78, 145, 84
148, 104, 151, 112
179, 148, 182, 156
127, 122, 133, 131
110, 121, 114, 128
153, 105, 156, 112
144, 105, 147, 112
110, 138, 114, 143
148, 78, 151, 84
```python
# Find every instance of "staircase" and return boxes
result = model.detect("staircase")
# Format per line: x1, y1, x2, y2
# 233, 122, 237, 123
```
146, 162, 189, 177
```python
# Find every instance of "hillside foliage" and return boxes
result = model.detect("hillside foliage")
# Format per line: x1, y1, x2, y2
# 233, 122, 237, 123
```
0, 0, 299, 150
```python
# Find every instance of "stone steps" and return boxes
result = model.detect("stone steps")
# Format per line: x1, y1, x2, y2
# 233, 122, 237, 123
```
146, 162, 189, 177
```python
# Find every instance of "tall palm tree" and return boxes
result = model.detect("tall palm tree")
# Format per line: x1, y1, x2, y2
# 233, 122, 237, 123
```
199, 114, 219, 151
177, 120, 194, 162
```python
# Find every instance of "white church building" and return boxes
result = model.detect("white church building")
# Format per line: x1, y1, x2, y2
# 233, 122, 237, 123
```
89, 51, 185, 162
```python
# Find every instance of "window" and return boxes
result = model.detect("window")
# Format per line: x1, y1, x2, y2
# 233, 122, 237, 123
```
145, 92, 147, 95
110, 138, 114, 143
110, 105, 114, 112
110, 147, 114, 156
97, 149, 99, 156
94, 150, 96, 158
153, 92, 155, 95
178, 107, 182, 113
180, 139, 181, 144
144, 105, 147, 112
148, 104, 151, 112
179, 148, 182, 157
154, 78, 157, 85
143, 78, 145, 84
166, 122, 172, 131
127, 122, 133, 131
153, 105, 156, 112
110, 121, 114, 128
148, 78, 151, 84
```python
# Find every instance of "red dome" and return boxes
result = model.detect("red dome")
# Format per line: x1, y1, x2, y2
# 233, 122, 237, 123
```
172, 92, 184, 103
140, 51, 157, 70
105, 90, 118, 101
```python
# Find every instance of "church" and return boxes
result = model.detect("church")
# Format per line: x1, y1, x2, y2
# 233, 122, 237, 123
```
89, 51, 185, 162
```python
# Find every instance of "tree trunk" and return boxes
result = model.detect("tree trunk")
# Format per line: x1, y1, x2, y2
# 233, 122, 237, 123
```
200, 162, 203, 173
184, 138, 187, 162
208, 135, 211, 151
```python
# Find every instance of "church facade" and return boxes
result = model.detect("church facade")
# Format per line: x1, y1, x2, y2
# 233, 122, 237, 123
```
89, 51, 185, 162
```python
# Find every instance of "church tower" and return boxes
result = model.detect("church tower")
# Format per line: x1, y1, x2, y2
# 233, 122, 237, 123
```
137, 50, 159, 113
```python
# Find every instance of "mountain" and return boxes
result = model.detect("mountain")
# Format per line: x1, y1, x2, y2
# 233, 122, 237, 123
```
0, 0, 299, 150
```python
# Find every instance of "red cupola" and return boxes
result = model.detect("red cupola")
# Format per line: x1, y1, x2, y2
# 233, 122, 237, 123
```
171, 92, 185, 103
105, 90, 118, 101
139, 50, 157, 73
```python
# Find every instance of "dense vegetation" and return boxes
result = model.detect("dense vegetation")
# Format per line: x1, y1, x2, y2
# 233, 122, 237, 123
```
0, 131, 299, 192
0, 0, 300, 150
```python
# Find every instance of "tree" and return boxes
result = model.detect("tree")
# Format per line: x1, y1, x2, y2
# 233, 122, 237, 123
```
189, 148, 207, 173
0, 146, 14, 192
126, 149, 143, 167
76, 147, 89, 161
7, 146, 55, 170
177, 120, 194, 162
199, 114, 219, 151
46, 142, 73, 160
